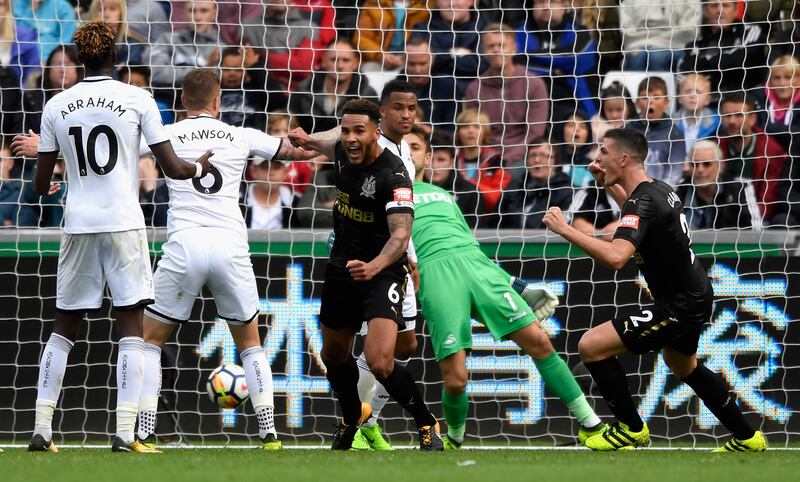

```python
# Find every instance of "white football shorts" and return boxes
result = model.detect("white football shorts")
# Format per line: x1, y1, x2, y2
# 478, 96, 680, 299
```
56, 229, 154, 311
145, 227, 259, 325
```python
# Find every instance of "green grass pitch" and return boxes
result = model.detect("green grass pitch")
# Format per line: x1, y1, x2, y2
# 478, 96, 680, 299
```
3, 449, 798, 482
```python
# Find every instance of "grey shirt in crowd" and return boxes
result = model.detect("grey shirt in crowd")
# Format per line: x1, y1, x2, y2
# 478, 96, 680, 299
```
241, 11, 312, 52
148, 28, 222, 87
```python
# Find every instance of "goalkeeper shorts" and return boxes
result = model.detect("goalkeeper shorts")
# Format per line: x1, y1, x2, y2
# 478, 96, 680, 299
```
146, 227, 259, 325
419, 252, 536, 362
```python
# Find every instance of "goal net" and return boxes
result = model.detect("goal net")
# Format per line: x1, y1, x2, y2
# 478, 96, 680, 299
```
0, 0, 798, 447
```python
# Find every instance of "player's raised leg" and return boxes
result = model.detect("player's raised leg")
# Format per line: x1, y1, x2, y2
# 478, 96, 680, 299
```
363, 317, 442, 451
29, 313, 81, 452
578, 321, 650, 450
661, 347, 766, 453
443, 261, 603, 448
228, 322, 280, 450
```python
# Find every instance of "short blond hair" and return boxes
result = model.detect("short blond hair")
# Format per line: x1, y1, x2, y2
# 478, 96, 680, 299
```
267, 111, 298, 134
88, 0, 141, 42
182, 69, 221, 110
679, 73, 711, 93
456, 108, 491, 147
770, 55, 800, 81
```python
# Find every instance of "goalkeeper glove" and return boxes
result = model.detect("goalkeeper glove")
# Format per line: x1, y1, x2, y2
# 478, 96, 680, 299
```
510, 276, 559, 320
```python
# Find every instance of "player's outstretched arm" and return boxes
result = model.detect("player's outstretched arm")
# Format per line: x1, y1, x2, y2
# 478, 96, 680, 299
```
288, 127, 337, 160
542, 207, 636, 270
243, 128, 319, 162
309, 126, 341, 143
273, 140, 318, 161
346, 212, 413, 281
150, 142, 214, 180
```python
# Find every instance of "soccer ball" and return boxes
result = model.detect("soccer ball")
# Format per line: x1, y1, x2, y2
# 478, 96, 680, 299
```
206, 364, 249, 409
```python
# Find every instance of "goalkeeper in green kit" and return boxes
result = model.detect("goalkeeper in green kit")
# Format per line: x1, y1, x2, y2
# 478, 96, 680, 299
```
404, 126, 605, 448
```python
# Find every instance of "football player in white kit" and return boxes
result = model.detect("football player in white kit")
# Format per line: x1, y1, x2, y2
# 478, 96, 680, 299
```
134, 69, 317, 451
26, 22, 214, 453
292, 80, 421, 450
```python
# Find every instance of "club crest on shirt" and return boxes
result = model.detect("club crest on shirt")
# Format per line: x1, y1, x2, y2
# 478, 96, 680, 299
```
361, 175, 376, 199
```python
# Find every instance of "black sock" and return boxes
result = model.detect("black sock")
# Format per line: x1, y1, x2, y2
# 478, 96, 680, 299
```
584, 357, 644, 431
375, 365, 436, 428
681, 364, 755, 440
326, 356, 362, 425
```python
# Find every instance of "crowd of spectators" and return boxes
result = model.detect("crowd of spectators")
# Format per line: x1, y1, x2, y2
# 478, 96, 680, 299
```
1, 0, 800, 232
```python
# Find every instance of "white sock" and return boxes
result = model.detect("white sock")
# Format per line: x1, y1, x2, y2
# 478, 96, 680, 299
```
34, 333, 73, 440
137, 343, 162, 440
364, 358, 409, 427
241, 346, 276, 439
116, 336, 144, 444
356, 352, 376, 406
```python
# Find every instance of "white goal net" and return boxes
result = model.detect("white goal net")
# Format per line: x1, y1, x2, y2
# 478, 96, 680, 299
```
0, 0, 798, 447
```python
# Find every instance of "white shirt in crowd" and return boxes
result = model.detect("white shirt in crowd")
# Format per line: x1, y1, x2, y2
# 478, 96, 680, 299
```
246, 183, 293, 230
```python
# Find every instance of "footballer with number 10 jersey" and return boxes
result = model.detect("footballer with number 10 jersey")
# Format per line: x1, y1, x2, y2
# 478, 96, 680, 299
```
38, 76, 172, 311
39, 76, 170, 234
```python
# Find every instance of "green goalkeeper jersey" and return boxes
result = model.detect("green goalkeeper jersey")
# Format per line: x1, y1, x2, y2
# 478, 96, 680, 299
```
412, 181, 481, 265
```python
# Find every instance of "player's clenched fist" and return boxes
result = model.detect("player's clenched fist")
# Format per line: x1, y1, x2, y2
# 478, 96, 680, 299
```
346, 259, 380, 281
288, 127, 311, 148
588, 160, 606, 184
542, 207, 570, 235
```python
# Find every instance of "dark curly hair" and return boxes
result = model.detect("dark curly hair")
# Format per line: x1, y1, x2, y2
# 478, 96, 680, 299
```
73, 21, 117, 70
341, 99, 381, 125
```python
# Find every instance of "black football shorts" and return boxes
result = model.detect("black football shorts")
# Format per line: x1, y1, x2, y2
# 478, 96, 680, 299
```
319, 263, 407, 332
612, 304, 708, 356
